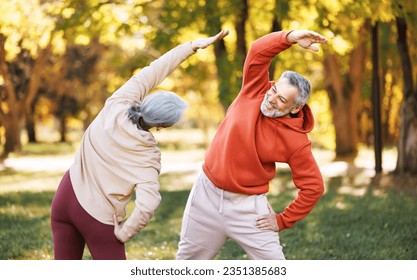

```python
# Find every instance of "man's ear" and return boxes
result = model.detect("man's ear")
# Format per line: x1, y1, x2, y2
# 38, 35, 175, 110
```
290, 105, 303, 114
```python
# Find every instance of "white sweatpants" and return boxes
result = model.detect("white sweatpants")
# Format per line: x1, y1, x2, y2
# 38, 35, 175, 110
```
176, 171, 285, 260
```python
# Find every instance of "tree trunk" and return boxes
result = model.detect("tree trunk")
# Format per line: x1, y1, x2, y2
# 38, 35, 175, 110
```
235, 0, 248, 59
2, 114, 21, 158
25, 101, 37, 143
371, 22, 382, 173
59, 115, 67, 143
205, 0, 248, 109
323, 22, 369, 161
268, 0, 290, 81
23, 44, 51, 143
0, 33, 51, 157
0, 33, 22, 157
395, 16, 417, 175
268, 13, 282, 80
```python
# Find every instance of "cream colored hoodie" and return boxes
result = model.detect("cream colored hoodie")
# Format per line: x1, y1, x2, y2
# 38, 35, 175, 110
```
69, 42, 195, 242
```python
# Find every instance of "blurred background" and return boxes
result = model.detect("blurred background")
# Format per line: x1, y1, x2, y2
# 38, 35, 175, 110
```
0, 0, 416, 168
0, 0, 416, 260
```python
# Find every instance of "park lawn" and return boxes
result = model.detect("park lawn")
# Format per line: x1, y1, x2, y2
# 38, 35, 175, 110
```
0, 140, 416, 260
0, 169, 416, 260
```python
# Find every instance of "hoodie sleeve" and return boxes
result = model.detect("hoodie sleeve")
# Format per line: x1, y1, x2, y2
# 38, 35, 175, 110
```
275, 141, 324, 231
116, 169, 161, 243
240, 31, 292, 99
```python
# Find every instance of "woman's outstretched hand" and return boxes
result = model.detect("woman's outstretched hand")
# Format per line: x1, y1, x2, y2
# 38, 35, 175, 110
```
286, 30, 328, 52
191, 29, 229, 51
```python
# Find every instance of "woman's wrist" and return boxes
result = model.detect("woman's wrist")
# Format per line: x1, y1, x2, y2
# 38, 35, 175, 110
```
190, 41, 198, 52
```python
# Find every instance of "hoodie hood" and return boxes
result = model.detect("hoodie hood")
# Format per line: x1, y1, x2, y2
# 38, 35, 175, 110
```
275, 103, 314, 133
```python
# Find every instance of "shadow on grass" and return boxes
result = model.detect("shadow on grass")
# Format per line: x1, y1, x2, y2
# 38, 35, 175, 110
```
1, 170, 416, 260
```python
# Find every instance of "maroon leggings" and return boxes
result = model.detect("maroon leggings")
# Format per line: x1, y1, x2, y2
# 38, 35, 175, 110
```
50, 171, 126, 260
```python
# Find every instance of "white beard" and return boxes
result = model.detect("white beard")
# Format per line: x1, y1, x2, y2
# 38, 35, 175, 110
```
260, 95, 292, 118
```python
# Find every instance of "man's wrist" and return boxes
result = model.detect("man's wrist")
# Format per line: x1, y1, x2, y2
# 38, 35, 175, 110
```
286, 30, 296, 44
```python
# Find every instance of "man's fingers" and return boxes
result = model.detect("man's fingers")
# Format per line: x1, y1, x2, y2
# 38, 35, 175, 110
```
256, 219, 272, 230
256, 216, 264, 226
256, 213, 279, 232
256, 215, 270, 226
298, 41, 321, 52
308, 44, 320, 52
309, 32, 328, 42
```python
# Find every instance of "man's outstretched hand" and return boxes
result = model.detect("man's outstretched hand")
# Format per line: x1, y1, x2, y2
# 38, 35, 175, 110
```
191, 29, 229, 51
286, 30, 328, 52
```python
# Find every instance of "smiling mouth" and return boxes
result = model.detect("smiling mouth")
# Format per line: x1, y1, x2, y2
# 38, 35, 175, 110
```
266, 99, 277, 110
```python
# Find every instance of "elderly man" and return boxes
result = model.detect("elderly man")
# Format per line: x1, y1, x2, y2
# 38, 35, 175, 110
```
177, 29, 327, 260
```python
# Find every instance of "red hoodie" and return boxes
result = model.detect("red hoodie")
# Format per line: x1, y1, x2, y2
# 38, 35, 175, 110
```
202, 31, 324, 231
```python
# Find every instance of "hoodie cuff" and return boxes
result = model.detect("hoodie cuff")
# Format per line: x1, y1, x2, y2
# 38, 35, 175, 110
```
276, 214, 286, 232
116, 227, 132, 243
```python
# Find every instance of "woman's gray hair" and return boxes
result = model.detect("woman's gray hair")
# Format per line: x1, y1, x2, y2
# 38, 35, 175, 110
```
279, 71, 311, 107
128, 90, 188, 131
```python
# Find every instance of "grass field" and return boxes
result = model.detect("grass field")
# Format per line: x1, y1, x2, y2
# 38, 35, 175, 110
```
0, 130, 416, 260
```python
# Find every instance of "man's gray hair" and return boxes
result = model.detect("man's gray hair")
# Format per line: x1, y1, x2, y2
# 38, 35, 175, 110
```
279, 71, 311, 107
128, 90, 188, 130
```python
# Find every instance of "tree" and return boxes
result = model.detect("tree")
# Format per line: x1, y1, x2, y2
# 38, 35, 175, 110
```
0, 0, 54, 157
0, 0, 146, 157
0, 34, 22, 156
40, 41, 106, 142
268, 0, 289, 80
394, 11, 417, 175
323, 21, 370, 160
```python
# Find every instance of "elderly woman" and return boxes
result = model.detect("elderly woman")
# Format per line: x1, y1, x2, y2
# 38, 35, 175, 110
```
50, 30, 229, 260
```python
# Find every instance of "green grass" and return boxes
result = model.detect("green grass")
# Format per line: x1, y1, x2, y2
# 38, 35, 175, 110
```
0, 141, 416, 260
19, 142, 77, 156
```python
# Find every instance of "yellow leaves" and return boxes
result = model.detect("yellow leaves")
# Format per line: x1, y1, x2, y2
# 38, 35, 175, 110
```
0, 1, 19, 26
0, 0, 57, 59
330, 35, 353, 56
1, 96, 10, 114
185, 89, 225, 129
35, 96, 52, 118
309, 90, 336, 150
51, 30, 66, 56
368, 0, 396, 22
382, 72, 403, 139
320, 0, 344, 14
117, 35, 147, 57
288, 5, 318, 30
3, 34, 20, 60
62, 7, 75, 19
159, 77, 175, 90
74, 34, 91, 46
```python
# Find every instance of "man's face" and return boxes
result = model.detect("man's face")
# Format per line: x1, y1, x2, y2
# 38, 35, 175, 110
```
260, 78, 300, 118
